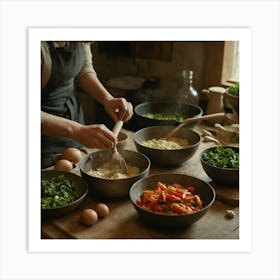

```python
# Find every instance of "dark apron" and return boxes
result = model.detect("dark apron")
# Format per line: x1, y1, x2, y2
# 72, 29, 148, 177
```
41, 42, 85, 168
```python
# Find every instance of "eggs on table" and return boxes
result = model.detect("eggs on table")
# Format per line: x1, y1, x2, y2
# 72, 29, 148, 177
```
79, 203, 110, 226
53, 147, 84, 171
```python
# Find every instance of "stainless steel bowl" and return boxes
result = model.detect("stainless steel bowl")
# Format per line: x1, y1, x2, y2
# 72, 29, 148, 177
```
133, 126, 201, 167
79, 149, 151, 198
134, 101, 203, 128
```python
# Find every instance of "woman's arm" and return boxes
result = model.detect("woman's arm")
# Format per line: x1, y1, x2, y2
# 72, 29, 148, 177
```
76, 43, 133, 122
78, 72, 133, 122
41, 111, 116, 149
77, 71, 114, 107
41, 111, 81, 139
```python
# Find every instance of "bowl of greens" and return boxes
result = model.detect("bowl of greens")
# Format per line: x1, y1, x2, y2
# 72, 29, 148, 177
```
134, 101, 203, 128
41, 170, 88, 219
200, 146, 239, 185
224, 82, 239, 113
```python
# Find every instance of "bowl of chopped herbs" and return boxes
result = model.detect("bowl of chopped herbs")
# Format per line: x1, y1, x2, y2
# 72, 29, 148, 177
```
200, 146, 239, 185
224, 82, 239, 113
41, 170, 88, 219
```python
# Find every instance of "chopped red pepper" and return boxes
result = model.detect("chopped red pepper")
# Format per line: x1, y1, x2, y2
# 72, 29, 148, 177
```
136, 181, 203, 215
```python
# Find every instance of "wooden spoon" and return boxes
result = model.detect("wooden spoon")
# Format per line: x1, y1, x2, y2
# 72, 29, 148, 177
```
164, 112, 226, 139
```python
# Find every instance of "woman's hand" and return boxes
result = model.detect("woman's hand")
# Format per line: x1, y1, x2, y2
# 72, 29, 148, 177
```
74, 124, 117, 149
77, 72, 134, 123
104, 97, 133, 122
42, 111, 117, 150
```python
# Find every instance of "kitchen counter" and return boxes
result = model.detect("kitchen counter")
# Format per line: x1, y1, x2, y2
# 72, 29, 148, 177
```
41, 125, 239, 239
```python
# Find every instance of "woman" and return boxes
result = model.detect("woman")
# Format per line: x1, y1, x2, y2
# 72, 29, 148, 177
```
41, 41, 133, 168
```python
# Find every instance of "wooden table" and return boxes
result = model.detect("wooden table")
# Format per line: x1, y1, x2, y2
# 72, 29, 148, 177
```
42, 125, 239, 239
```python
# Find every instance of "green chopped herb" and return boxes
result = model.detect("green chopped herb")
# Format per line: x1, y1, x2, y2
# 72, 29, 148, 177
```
143, 112, 186, 122
190, 200, 197, 207
202, 147, 239, 169
41, 175, 80, 209
227, 82, 239, 97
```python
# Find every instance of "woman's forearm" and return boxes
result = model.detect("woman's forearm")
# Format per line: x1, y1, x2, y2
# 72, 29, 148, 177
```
77, 70, 133, 123
41, 111, 116, 149
41, 111, 82, 140
77, 72, 113, 106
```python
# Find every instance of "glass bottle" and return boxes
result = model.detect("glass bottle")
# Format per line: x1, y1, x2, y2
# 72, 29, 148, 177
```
178, 69, 199, 105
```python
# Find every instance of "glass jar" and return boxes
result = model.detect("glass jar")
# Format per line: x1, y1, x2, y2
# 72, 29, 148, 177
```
178, 70, 199, 105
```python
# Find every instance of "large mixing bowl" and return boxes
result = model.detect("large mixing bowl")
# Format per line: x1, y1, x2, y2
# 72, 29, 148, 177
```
133, 126, 201, 167
79, 149, 151, 198
134, 101, 203, 128
129, 173, 216, 228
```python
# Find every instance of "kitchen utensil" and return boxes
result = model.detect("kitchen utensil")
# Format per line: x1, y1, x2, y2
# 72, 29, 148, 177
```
109, 120, 128, 175
164, 112, 226, 139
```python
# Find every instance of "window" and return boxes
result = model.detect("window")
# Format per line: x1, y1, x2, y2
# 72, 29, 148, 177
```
232, 41, 239, 81
221, 41, 239, 85
202, 41, 239, 88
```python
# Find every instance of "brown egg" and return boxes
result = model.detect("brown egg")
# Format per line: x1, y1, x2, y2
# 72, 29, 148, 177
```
95, 203, 110, 218
79, 209, 98, 226
61, 148, 83, 164
54, 159, 73, 171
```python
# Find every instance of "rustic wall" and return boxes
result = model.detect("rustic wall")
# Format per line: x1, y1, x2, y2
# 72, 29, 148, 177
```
92, 41, 207, 101
80, 41, 225, 124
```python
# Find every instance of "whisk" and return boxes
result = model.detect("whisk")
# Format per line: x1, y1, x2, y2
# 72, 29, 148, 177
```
109, 120, 128, 175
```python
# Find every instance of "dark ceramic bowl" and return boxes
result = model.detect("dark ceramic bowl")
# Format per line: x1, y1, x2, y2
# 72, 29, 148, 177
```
224, 88, 239, 113
200, 146, 239, 185
41, 170, 88, 219
129, 173, 216, 228
117, 131, 129, 149
134, 101, 203, 128
133, 126, 201, 167
79, 149, 150, 198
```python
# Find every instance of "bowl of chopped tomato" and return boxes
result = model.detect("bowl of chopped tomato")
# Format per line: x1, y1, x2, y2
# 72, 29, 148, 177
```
129, 173, 215, 228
